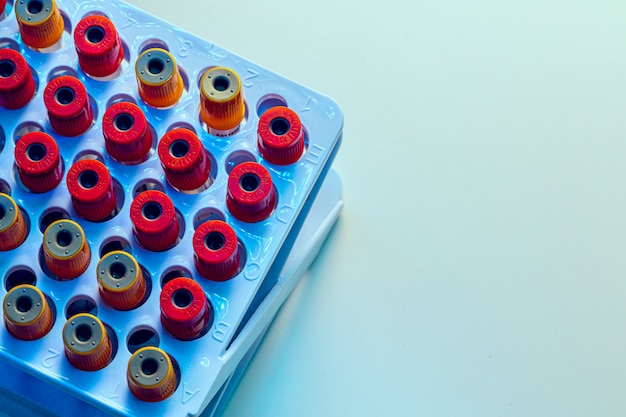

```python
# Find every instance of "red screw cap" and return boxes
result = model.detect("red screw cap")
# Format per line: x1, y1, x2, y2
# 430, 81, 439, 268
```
130, 190, 179, 252
66, 159, 117, 222
74, 15, 124, 78
0, 0, 6, 14
44, 75, 93, 137
158, 128, 210, 191
226, 162, 276, 222
14, 132, 63, 193
193, 220, 240, 281
103, 102, 152, 164
0, 48, 36, 109
15, 0, 64, 50
258, 106, 305, 165
160, 277, 211, 340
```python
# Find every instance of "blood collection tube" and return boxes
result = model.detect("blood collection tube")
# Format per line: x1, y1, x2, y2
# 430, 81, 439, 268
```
0, 193, 28, 251
157, 128, 210, 192
135, 48, 183, 108
97, 251, 147, 311
199, 66, 245, 136
74, 15, 124, 78
127, 346, 177, 402
193, 220, 240, 281
130, 190, 179, 252
160, 277, 211, 340
66, 159, 117, 222
226, 162, 276, 222
3, 284, 54, 341
44, 75, 93, 137
0, 48, 36, 109
14, 131, 63, 193
63, 313, 112, 371
15, 0, 64, 50
257, 106, 305, 165
102, 102, 152, 164
42, 219, 90, 280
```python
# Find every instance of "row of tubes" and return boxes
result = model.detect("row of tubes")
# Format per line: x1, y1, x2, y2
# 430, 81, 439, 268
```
11, 128, 279, 222
1, 2, 305, 165
5, 281, 181, 401
3, 252, 215, 402
1, 194, 242, 280
0, 0, 302, 404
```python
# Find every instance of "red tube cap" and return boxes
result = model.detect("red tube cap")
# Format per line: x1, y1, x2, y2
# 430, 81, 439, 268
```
160, 277, 211, 340
158, 128, 210, 191
74, 15, 124, 78
66, 159, 117, 221
0, 48, 36, 109
226, 162, 276, 222
193, 220, 240, 281
130, 190, 179, 252
103, 102, 152, 164
14, 132, 63, 193
44, 75, 93, 137
258, 106, 305, 165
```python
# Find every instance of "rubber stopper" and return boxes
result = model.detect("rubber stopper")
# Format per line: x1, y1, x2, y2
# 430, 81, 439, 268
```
74, 15, 124, 78
258, 106, 305, 165
102, 102, 152, 164
3, 284, 54, 341
135, 48, 183, 108
43, 219, 90, 280
193, 220, 240, 281
226, 162, 277, 222
160, 277, 210, 340
0, 48, 36, 109
127, 347, 177, 402
0, 193, 28, 251
97, 251, 147, 311
130, 190, 179, 252
63, 313, 112, 371
43, 75, 93, 137
14, 131, 63, 193
15, 0, 64, 50
66, 159, 117, 222
199, 66, 245, 135
157, 128, 210, 191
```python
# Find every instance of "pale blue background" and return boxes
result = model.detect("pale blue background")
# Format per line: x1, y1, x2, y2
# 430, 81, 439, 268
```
126, 1, 626, 416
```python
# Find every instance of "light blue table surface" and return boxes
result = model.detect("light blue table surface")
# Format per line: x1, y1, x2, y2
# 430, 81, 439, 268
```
74, 1, 626, 415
